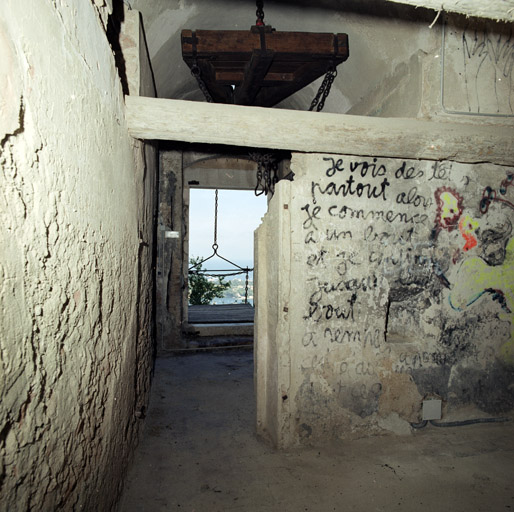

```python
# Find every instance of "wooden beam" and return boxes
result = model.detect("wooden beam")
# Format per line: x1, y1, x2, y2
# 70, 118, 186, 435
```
194, 60, 233, 104
234, 50, 275, 106
125, 96, 514, 166
253, 62, 331, 107
182, 30, 349, 58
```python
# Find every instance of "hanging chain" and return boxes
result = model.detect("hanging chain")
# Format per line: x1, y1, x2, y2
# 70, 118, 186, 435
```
189, 30, 214, 103
250, 152, 279, 197
245, 272, 250, 304
256, 0, 265, 26
309, 66, 337, 112
191, 60, 214, 103
213, 189, 219, 249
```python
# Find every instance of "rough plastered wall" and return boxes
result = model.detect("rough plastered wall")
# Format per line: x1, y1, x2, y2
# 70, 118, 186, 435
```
255, 153, 514, 447
0, 0, 156, 509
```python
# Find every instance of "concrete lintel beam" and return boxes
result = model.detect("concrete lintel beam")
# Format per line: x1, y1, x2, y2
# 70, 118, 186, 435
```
125, 96, 514, 166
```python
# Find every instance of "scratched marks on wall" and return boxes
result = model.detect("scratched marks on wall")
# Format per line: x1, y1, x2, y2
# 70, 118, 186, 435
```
462, 23, 514, 114
443, 17, 514, 115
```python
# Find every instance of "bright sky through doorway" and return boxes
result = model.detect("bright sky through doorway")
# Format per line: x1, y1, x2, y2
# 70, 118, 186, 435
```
189, 189, 268, 270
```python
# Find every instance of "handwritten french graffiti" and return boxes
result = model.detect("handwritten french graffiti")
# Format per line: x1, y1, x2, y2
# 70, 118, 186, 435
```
311, 157, 390, 205
305, 292, 357, 322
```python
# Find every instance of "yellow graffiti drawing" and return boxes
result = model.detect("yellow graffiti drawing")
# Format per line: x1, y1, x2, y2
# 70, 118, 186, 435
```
436, 189, 463, 230
450, 238, 514, 363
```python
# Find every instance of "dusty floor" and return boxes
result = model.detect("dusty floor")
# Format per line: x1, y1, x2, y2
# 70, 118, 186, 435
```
118, 349, 514, 512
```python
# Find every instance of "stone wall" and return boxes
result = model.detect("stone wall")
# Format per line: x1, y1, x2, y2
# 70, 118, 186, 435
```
256, 152, 514, 447
0, 1, 156, 509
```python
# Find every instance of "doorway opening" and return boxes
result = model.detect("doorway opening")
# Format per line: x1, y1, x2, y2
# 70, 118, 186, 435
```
185, 186, 266, 339
157, 145, 290, 351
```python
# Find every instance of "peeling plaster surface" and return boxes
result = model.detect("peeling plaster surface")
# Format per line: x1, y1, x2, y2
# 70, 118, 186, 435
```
256, 153, 514, 447
0, 1, 155, 509
388, 0, 514, 22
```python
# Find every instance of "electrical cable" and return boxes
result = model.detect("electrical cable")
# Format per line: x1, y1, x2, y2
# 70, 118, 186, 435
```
429, 417, 510, 427
410, 417, 511, 429
410, 420, 428, 429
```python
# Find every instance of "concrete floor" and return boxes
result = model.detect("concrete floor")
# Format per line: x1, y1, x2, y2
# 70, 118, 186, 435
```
118, 349, 514, 512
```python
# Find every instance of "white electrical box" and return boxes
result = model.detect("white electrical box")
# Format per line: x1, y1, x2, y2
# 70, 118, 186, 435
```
422, 399, 442, 420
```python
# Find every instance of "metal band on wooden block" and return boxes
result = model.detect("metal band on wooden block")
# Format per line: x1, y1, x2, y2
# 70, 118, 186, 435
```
125, 96, 514, 166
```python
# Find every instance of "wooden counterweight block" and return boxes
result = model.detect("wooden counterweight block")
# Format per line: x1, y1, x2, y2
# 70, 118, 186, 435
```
181, 27, 349, 107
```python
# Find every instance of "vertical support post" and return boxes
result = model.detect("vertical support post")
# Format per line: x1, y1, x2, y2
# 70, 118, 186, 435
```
157, 150, 185, 351
254, 181, 293, 448
182, 180, 190, 330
